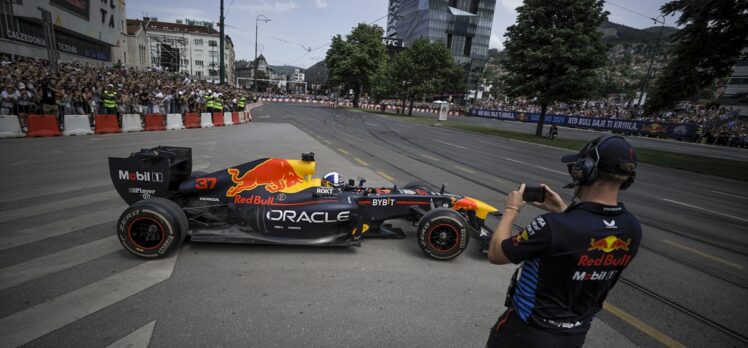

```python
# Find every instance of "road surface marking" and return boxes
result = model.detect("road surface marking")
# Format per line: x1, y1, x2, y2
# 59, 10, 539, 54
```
106, 320, 157, 348
603, 302, 686, 348
454, 165, 475, 174
337, 148, 349, 155
710, 190, 748, 200
192, 163, 210, 171
0, 178, 111, 204
0, 235, 120, 291
0, 191, 117, 223
533, 165, 567, 175
433, 139, 468, 150
354, 158, 369, 166
365, 122, 380, 127
663, 239, 744, 270
0, 207, 124, 251
8, 159, 36, 167
0, 254, 178, 348
421, 154, 440, 161
662, 198, 748, 223
377, 171, 395, 181
323, 139, 333, 145
504, 157, 528, 165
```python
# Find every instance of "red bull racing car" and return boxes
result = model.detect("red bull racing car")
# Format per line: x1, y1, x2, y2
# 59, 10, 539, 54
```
109, 146, 500, 260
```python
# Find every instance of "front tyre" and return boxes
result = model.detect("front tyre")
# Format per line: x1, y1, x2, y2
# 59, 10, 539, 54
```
117, 198, 187, 258
416, 208, 470, 260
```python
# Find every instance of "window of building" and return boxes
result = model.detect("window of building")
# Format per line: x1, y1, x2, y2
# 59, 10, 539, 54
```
449, 0, 457, 7
447, 34, 453, 52
194, 39, 203, 45
464, 36, 473, 57
196, 71, 202, 77
470, 0, 479, 13
195, 49, 203, 55
182, 59, 189, 65
209, 40, 217, 47
195, 60, 204, 67
729, 77, 748, 85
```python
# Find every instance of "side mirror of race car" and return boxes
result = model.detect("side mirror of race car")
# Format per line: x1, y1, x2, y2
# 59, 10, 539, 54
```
301, 152, 315, 161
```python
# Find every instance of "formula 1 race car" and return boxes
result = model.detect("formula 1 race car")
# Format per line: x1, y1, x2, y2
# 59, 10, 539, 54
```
109, 146, 501, 260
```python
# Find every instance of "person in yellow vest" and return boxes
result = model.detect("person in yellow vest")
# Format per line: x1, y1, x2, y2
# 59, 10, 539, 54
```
237, 96, 247, 111
204, 90, 214, 112
102, 84, 118, 115
215, 93, 223, 111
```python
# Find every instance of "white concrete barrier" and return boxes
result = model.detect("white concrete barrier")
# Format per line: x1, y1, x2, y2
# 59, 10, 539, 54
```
0, 115, 24, 138
166, 113, 185, 130
122, 114, 143, 133
200, 112, 214, 128
63, 114, 93, 136
223, 112, 234, 126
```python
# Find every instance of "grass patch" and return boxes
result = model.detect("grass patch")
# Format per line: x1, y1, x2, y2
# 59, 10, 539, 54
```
354, 108, 748, 181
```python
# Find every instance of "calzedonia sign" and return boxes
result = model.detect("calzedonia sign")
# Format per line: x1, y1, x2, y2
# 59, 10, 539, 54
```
0, 15, 111, 61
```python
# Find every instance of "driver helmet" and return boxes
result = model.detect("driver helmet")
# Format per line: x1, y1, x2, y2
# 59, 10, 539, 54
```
322, 172, 344, 187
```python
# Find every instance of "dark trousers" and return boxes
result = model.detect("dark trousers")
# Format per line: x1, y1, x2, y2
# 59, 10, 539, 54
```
486, 309, 587, 348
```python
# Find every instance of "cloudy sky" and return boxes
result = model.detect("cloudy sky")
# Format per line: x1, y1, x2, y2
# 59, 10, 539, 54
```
127, 0, 673, 69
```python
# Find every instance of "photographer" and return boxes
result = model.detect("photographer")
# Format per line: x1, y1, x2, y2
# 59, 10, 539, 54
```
486, 136, 641, 348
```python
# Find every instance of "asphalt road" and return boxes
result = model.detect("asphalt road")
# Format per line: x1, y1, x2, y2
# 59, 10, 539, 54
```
382, 108, 748, 162
0, 103, 745, 347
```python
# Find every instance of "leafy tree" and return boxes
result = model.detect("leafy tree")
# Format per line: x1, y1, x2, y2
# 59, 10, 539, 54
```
645, 0, 748, 113
325, 23, 387, 107
502, 0, 609, 136
392, 39, 465, 115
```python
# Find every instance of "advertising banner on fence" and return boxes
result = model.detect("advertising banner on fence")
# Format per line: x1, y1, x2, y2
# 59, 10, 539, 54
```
468, 108, 696, 139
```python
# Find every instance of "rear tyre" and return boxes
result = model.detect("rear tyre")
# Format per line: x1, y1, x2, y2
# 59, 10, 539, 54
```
416, 208, 470, 260
118, 198, 187, 258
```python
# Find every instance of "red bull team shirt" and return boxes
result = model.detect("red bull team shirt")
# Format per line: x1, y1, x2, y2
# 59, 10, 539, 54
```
501, 202, 641, 335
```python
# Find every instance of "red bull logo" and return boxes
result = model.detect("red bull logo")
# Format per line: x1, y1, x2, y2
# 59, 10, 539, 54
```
588, 235, 631, 253
227, 159, 306, 196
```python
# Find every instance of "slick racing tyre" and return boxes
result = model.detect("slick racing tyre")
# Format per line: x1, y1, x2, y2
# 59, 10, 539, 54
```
117, 198, 188, 258
416, 208, 470, 260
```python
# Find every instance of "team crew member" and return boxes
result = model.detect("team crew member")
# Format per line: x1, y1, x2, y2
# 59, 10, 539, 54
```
486, 136, 641, 347
238, 96, 247, 111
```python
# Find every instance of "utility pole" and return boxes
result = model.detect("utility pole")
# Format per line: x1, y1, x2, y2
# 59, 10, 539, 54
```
219, 0, 225, 85
254, 15, 270, 92
637, 15, 666, 107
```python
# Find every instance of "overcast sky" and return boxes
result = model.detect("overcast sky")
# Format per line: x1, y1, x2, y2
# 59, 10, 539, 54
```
127, 0, 673, 69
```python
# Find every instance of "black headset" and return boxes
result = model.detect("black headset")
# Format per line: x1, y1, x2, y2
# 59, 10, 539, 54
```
566, 135, 636, 190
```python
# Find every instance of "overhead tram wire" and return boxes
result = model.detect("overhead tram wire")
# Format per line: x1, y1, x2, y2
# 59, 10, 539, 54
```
605, 0, 665, 23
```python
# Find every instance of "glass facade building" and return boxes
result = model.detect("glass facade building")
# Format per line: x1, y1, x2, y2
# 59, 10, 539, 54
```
387, 0, 496, 91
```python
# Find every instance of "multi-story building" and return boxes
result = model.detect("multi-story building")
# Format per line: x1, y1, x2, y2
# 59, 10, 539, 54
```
236, 54, 273, 89
386, 0, 496, 92
0, 0, 125, 64
125, 17, 235, 84
719, 48, 748, 116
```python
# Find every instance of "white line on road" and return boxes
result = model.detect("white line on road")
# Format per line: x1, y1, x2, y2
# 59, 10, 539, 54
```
0, 191, 117, 223
433, 139, 468, 150
0, 254, 178, 348
0, 236, 121, 291
504, 157, 528, 165
365, 122, 380, 127
710, 190, 748, 200
662, 199, 748, 223
0, 206, 124, 251
192, 163, 210, 171
106, 320, 157, 348
421, 154, 440, 161
533, 165, 567, 175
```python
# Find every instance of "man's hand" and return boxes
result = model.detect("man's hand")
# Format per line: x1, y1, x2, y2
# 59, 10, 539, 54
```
531, 184, 567, 213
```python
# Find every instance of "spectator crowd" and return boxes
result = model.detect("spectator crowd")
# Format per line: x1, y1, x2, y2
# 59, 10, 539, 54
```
0, 56, 256, 129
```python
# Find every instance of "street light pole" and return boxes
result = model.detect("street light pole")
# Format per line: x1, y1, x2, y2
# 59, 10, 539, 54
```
219, 0, 225, 84
254, 15, 271, 92
637, 15, 666, 107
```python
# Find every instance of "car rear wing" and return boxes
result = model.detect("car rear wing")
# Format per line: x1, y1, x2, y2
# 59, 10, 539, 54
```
108, 146, 192, 204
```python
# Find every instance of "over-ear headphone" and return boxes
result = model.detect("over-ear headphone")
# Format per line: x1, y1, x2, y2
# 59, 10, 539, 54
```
566, 135, 636, 190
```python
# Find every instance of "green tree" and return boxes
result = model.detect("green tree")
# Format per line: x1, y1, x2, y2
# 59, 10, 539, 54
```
393, 39, 465, 115
645, 0, 748, 113
325, 23, 387, 107
502, 0, 609, 136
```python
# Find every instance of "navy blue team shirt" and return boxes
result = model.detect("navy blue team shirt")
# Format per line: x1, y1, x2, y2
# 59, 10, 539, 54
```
501, 201, 642, 335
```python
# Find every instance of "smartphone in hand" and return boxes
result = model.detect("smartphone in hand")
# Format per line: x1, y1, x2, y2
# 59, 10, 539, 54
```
523, 186, 546, 202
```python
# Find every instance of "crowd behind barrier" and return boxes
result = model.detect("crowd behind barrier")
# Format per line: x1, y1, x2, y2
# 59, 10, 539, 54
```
0, 56, 258, 131
470, 99, 747, 147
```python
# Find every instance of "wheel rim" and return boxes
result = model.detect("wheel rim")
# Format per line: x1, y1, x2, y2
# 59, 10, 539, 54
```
128, 217, 166, 250
427, 224, 460, 252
